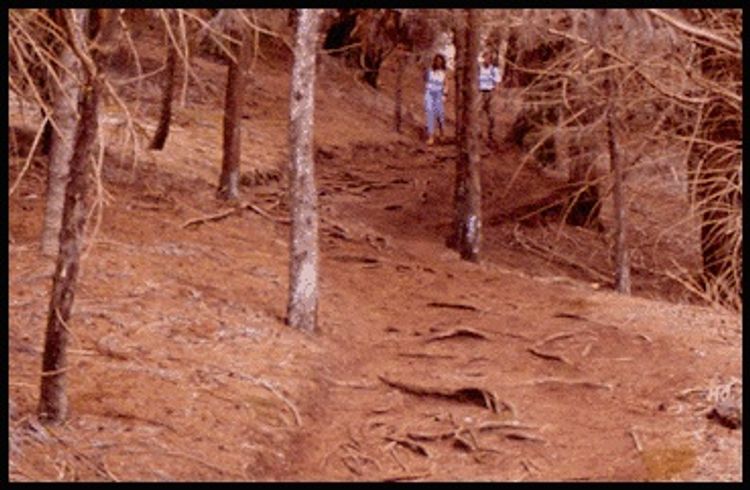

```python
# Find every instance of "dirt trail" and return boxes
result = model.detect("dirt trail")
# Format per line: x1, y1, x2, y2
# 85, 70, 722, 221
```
8, 35, 741, 481
268, 140, 741, 481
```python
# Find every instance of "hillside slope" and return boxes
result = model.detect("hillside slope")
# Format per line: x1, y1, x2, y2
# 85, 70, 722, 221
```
8, 31, 741, 482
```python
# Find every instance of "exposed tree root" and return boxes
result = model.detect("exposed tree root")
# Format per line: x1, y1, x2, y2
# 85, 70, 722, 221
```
424, 327, 490, 343
182, 208, 236, 228
331, 254, 380, 264
514, 377, 613, 391
426, 302, 479, 311
384, 436, 430, 457
407, 420, 538, 443
382, 471, 432, 481
527, 346, 573, 365
378, 375, 504, 413
182, 202, 289, 229
397, 352, 457, 360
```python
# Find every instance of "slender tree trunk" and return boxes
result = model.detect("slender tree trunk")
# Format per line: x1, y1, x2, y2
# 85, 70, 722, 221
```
607, 107, 630, 294
394, 50, 405, 133
601, 47, 630, 294
150, 27, 179, 150
38, 9, 99, 424
446, 22, 467, 250
40, 9, 86, 256
287, 9, 321, 332
453, 23, 466, 142
456, 9, 482, 262
217, 28, 252, 200
496, 34, 508, 81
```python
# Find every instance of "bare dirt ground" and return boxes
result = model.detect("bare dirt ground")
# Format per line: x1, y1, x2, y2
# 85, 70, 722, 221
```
8, 32, 742, 482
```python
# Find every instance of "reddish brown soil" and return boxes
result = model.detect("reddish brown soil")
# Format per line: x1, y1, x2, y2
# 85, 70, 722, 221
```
8, 30, 741, 482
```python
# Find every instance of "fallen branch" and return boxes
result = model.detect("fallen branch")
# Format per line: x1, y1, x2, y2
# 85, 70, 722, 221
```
628, 428, 643, 453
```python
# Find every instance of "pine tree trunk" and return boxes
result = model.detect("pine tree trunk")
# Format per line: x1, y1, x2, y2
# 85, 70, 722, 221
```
456, 9, 482, 262
608, 108, 630, 294
496, 34, 508, 81
149, 30, 178, 150
38, 11, 99, 423
453, 23, 466, 143
601, 46, 630, 294
287, 9, 321, 333
446, 22, 467, 250
40, 9, 86, 257
394, 50, 405, 133
217, 28, 252, 201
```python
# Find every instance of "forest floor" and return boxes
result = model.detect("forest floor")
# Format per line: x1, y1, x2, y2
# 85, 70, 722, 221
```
8, 30, 742, 482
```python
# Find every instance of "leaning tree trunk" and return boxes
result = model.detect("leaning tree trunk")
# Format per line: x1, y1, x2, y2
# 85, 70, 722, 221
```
40, 9, 85, 257
287, 9, 321, 332
217, 27, 252, 200
453, 9, 482, 262
38, 8, 99, 424
149, 24, 179, 150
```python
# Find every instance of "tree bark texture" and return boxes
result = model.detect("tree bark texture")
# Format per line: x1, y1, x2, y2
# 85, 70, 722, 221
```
287, 9, 321, 333
38, 26, 99, 423
446, 22, 467, 250
607, 108, 630, 294
453, 23, 466, 143
149, 26, 179, 150
394, 50, 405, 133
455, 9, 482, 262
601, 47, 631, 295
217, 27, 252, 200
40, 9, 87, 257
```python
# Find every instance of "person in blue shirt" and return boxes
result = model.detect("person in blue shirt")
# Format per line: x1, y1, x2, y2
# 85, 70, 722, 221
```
424, 54, 448, 145
478, 51, 502, 145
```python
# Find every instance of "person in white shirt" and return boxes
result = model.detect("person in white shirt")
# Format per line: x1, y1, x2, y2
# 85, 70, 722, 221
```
424, 54, 448, 145
478, 51, 502, 145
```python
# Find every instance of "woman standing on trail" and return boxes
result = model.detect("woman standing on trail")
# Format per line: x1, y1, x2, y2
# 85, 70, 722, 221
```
424, 53, 448, 146
479, 50, 502, 146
